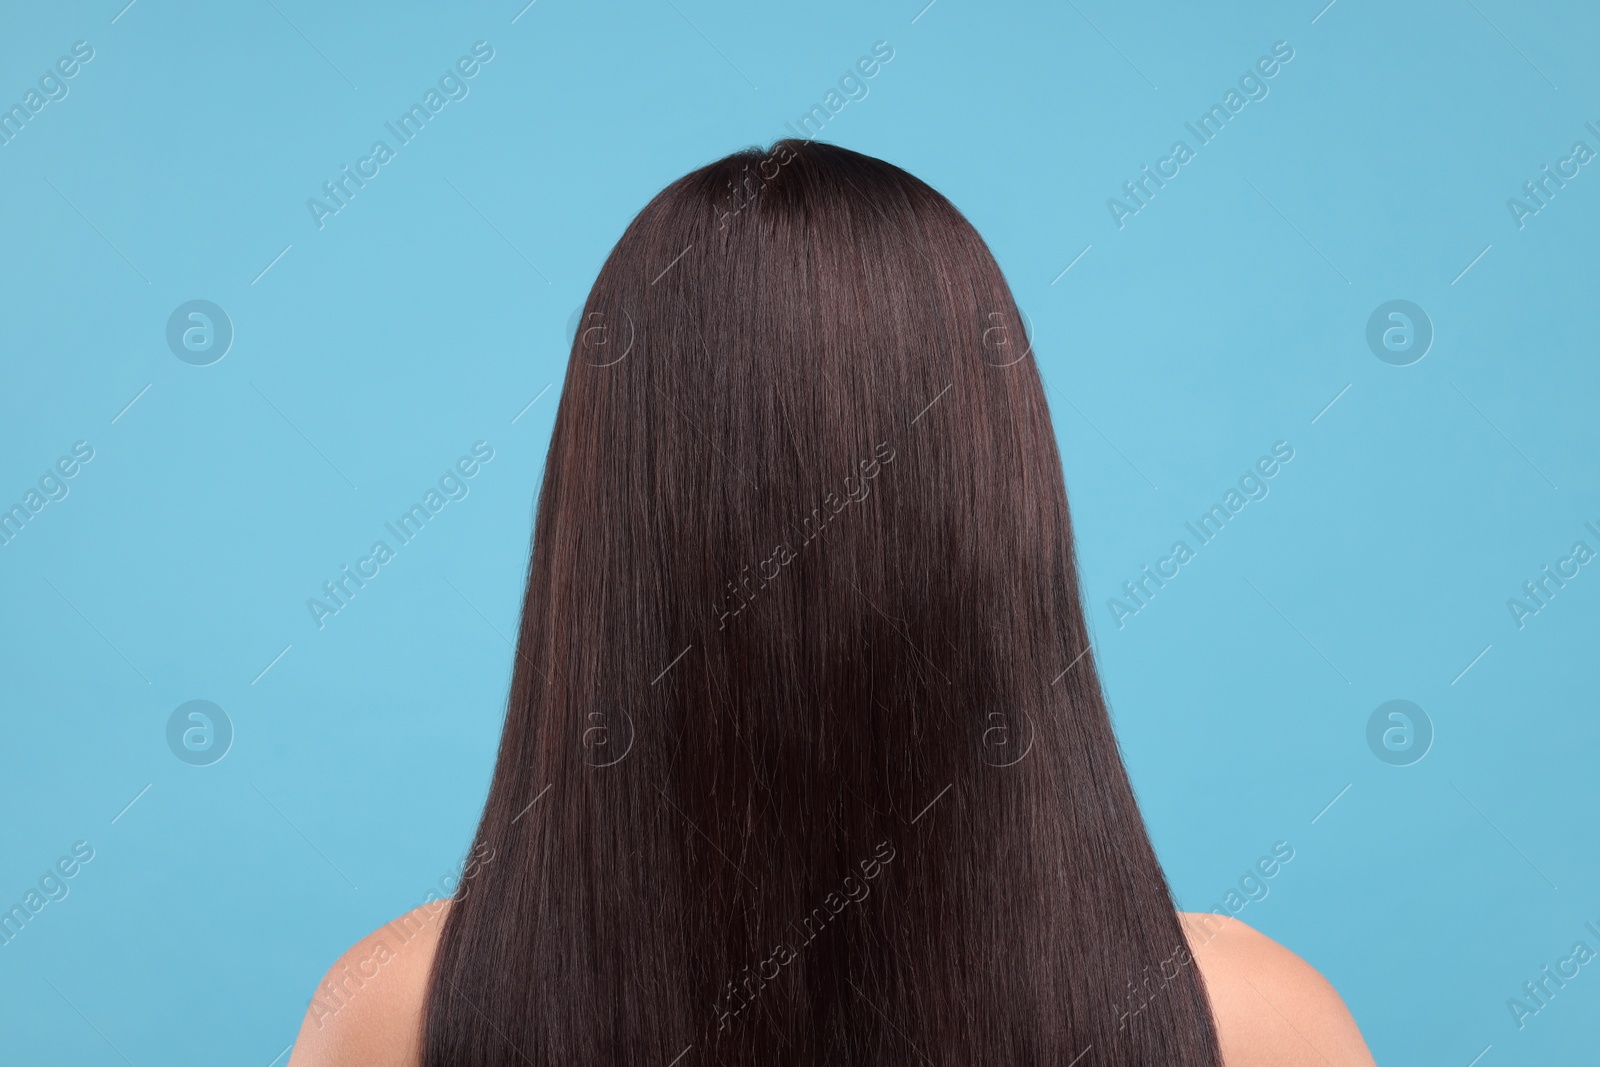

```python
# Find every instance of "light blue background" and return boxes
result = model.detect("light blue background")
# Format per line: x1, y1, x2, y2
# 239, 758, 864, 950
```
2, 1, 1596, 1063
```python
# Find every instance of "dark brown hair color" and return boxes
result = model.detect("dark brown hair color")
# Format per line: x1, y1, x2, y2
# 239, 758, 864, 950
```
423, 139, 1222, 1066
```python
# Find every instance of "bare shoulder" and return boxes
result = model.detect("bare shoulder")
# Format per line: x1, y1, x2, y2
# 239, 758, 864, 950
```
286, 899, 451, 1067
1180, 912, 1377, 1067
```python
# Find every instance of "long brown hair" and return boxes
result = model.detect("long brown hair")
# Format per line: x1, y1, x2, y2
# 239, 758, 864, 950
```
424, 139, 1221, 1065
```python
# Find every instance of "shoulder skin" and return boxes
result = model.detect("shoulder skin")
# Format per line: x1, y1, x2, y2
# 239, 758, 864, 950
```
286, 900, 449, 1067
1180, 912, 1377, 1067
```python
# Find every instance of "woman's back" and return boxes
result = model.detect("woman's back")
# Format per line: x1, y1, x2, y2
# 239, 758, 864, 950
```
287, 140, 1375, 1065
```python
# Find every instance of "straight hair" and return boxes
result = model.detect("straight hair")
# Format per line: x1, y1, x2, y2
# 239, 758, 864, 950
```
423, 139, 1222, 1065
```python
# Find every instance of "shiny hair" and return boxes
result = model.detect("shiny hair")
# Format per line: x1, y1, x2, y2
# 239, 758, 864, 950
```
423, 139, 1222, 1065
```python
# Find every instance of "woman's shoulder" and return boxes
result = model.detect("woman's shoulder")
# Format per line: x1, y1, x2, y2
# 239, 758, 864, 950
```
286, 900, 450, 1067
1179, 912, 1376, 1067
286, 903, 1375, 1066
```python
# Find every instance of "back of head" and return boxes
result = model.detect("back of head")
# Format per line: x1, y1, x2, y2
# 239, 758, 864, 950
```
424, 139, 1222, 1065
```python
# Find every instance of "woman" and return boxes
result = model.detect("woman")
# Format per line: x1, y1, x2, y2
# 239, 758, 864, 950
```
290, 140, 1376, 1066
